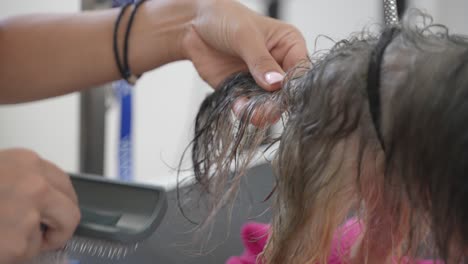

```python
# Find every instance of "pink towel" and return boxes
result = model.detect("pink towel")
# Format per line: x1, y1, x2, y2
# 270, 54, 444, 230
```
226, 219, 442, 264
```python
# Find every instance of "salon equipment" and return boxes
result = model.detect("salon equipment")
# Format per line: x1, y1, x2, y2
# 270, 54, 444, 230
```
267, 0, 281, 19
72, 164, 274, 264
383, 0, 406, 26
383, 0, 399, 25
64, 172, 167, 260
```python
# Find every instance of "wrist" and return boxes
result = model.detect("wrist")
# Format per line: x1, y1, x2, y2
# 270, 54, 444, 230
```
126, 0, 197, 74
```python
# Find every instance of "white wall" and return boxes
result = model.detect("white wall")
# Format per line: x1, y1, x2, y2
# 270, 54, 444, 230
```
0, 1, 80, 16
284, 0, 381, 52
410, 0, 468, 34
0, 1, 81, 172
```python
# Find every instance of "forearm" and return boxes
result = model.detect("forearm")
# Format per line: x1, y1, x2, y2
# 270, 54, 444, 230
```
0, 0, 195, 104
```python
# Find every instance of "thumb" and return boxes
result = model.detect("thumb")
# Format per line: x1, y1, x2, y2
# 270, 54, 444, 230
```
239, 36, 285, 91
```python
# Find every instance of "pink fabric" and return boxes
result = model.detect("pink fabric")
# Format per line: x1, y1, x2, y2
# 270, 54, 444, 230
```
226, 222, 269, 264
226, 219, 442, 264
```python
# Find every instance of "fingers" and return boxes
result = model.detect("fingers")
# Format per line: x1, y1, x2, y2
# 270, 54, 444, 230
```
267, 23, 309, 71
37, 157, 80, 251
236, 24, 309, 92
1, 228, 42, 263
184, 27, 248, 89
280, 38, 309, 72
237, 31, 285, 92
40, 188, 81, 251
0, 203, 43, 263
0, 149, 81, 262
40, 158, 78, 204
23, 216, 43, 260
233, 97, 282, 127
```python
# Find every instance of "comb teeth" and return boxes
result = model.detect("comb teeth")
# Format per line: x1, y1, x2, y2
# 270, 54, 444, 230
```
28, 251, 68, 264
64, 236, 139, 260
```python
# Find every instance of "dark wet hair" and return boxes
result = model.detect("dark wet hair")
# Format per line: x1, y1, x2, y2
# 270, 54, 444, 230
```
181, 9, 468, 263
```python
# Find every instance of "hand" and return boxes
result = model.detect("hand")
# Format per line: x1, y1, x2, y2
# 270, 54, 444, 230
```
0, 149, 80, 264
181, 0, 307, 126
184, 0, 308, 91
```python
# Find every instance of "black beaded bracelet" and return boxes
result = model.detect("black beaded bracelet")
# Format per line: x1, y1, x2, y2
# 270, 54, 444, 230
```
113, 3, 131, 82
113, 0, 147, 85
122, 0, 147, 84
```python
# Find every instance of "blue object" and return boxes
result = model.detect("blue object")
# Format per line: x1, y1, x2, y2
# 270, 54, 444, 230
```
114, 80, 133, 181
113, 0, 136, 181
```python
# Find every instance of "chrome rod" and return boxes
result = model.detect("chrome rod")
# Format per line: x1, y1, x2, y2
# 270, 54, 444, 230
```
383, 0, 399, 26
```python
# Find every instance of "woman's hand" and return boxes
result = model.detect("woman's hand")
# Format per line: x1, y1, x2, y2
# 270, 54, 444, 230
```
184, 0, 308, 91
0, 149, 80, 264
179, 0, 308, 126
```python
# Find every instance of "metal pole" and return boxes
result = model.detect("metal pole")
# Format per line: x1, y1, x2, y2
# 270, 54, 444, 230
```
267, 0, 281, 19
383, 0, 399, 26
79, 0, 112, 175
396, 0, 407, 18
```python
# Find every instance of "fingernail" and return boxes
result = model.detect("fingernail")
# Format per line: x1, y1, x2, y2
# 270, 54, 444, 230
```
265, 72, 284, 85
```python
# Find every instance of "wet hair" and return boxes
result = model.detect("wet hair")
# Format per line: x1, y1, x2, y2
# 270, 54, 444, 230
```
181, 9, 468, 264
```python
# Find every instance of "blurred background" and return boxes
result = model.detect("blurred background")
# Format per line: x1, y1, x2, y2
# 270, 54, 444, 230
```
0, 0, 466, 190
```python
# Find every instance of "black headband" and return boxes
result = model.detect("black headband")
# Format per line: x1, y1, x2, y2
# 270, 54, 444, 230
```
366, 27, 400, 151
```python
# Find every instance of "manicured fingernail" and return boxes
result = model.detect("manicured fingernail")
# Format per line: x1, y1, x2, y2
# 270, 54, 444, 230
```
265, 72, 284, 85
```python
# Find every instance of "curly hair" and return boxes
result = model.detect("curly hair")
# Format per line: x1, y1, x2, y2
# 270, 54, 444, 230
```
181, 10, 468, 263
